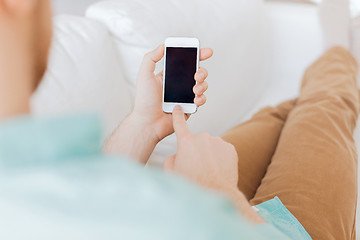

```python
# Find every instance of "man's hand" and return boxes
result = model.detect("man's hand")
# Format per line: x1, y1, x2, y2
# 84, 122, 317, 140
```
132, 45, 213, 142
164, 105, 239, 192
164, 106, 264, 224
105, 45, 213, 164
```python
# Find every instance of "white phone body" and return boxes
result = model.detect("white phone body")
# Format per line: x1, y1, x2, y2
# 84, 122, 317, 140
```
162, 37, 200, 114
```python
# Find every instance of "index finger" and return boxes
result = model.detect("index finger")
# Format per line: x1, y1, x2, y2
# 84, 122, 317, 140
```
172, 106, 191, 139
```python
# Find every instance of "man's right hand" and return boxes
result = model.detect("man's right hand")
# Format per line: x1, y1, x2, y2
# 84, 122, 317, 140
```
163, 106, 239, 193
164, 106, 264, 224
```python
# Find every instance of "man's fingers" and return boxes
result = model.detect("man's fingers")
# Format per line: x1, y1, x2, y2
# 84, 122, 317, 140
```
200, 48, 213, 61
172, 106, 191, 139
194, 67, 208, 83
163, 155, 176, 171
140, 45, 164, 76
193, 81, 208, 95
194, 95, 207, 106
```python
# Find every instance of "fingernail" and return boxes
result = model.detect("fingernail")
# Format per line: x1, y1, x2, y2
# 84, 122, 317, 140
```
200, 72, 205, 78
174, 105, 182, 110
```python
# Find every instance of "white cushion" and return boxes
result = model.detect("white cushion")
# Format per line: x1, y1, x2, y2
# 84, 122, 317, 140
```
245, 2, 324, 110
31, 15, 132, 140
86, 0, 268, 136
352, 15, 360, 69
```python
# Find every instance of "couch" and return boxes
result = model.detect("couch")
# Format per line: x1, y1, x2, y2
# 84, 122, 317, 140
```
32, 0, 360, 236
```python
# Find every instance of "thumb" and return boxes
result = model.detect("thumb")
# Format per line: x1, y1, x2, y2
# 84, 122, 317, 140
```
163, 155, 176, 171
139, 45, 164, 78
172, 106, 191, 139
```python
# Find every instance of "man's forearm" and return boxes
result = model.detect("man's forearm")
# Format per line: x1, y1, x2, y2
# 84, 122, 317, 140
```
104, 114, 159, 164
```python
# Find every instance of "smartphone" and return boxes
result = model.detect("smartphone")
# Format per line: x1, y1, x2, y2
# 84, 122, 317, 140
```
162, 37, 200, 114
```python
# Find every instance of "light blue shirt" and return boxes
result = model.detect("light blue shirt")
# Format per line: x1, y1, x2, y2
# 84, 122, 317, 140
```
0, 115, 311, 239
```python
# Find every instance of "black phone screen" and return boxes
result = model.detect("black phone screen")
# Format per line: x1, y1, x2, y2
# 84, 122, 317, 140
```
164, 47, 197, 103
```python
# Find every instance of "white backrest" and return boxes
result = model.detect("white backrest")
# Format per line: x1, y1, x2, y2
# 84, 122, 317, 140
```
31, 15, 132, 140
86, 0, 269, 136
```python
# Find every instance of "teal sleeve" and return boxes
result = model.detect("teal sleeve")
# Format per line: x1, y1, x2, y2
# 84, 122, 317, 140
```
255, 197, 312, 240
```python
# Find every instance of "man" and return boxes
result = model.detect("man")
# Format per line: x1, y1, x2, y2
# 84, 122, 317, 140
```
0, 0, 358, 239
0, 0, 292, 239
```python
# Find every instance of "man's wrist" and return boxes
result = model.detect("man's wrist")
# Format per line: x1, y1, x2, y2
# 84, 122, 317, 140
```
104, 112, 160, 164
126, 112, 161, 144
